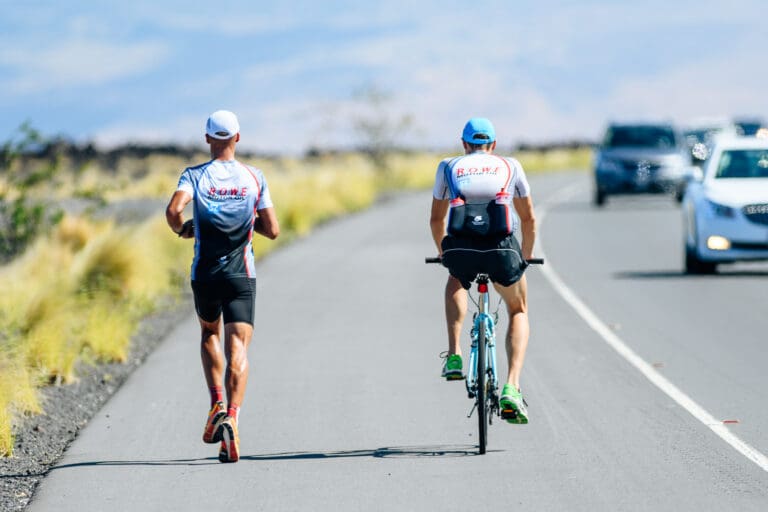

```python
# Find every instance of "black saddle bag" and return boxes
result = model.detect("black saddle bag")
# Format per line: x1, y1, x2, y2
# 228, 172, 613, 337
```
440, 234, 526, 289
447, 200, 513, 238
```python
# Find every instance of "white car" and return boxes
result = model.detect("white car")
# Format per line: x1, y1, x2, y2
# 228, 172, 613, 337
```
682, 136, 768, 273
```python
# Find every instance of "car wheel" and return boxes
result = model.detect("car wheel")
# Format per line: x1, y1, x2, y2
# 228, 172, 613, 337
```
674, 186, 684, 203
685, 246, 716, 274
594, 188, 607, 207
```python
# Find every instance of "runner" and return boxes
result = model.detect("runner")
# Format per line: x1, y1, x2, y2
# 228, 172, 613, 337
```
165, 110, 279, 461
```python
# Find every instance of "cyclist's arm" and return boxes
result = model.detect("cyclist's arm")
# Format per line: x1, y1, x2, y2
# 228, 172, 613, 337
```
165, 190, 193, 238
513, 196, 536, 260
254, 207, 280, 240
430, 197, 449, 255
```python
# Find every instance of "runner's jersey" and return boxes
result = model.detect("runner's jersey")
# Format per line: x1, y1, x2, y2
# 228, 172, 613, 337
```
176, 159, 273, 281
432, 152, 530, 202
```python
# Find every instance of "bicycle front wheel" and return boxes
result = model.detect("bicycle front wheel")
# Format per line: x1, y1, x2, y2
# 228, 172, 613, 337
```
477, 319, 487, 454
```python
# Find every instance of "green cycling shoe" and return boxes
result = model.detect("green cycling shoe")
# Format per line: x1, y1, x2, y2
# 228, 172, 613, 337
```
441, 353, 464, 381
500, 384, 529, 424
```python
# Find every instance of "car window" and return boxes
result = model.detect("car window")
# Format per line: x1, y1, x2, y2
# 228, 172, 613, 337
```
715, 149, 768, 178
735, 122, 763, 136
604, 126, 678, 149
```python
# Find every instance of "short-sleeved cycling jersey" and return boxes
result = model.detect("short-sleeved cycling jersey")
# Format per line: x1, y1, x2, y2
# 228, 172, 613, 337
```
432, 152, 530, 202
176, 159, 273, 281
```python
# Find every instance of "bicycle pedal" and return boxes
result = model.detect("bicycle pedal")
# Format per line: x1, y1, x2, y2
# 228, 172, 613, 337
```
500, 409, 518, 420
445, 374, 465, 381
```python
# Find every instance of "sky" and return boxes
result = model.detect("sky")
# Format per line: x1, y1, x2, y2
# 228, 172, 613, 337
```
1, 0, 766, 154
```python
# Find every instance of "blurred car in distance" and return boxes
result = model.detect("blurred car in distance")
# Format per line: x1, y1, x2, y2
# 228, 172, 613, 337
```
678, 118, 739, 200
593, 123, 691, 206
682, 117, 739, 158
682, 136, 768, 273
733, 117, 765, 136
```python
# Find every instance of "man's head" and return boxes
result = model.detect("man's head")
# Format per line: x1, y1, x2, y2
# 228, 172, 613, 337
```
461, 117, 496, 153
205, 110, 240, 145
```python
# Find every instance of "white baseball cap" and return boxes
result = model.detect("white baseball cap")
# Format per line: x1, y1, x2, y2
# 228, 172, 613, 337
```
205, 110, 240, 140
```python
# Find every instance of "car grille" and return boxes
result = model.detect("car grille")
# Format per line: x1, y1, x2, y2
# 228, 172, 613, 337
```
731, 241, 768, 250
743, 203, 768, 225
620, 160, 662, 172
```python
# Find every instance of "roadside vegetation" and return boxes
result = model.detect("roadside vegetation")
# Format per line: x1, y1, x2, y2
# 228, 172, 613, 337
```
0, 129, 590, 456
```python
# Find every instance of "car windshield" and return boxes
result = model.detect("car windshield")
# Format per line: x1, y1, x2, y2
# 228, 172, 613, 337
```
684, 127, 730, 145
604, 126, 678, 149
735, 122, 763, 136
715, 149, 768, 179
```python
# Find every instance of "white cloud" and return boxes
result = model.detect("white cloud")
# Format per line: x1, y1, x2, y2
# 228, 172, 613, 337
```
0, 39, 170, 94
602, 50, 768, 124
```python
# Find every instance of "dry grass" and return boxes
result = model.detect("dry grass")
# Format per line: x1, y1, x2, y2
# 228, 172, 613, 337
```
516, 147, 592, 173
0, 214, 186, 454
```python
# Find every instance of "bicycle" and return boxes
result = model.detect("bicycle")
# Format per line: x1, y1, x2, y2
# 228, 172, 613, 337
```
425, 256, 544, 454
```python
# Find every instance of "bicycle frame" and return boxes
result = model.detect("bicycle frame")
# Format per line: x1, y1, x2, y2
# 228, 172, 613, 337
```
464, 275, 500, 454
465, 276, 499, 413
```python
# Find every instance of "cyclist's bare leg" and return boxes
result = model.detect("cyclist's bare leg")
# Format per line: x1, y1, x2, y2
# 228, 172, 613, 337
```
199, 317, 224, 391
223, 321, 254, 411
493, 275, 529, 390
445, 276, 467, 356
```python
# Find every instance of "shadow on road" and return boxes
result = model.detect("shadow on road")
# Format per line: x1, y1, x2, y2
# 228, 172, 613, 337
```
4, 444, 488, 476
242, 444, 488, 461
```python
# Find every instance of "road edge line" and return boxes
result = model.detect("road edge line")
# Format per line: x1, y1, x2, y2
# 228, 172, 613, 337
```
536, 181, 768, 473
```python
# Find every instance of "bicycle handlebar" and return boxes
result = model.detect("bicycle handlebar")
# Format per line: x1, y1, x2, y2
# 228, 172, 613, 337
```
424, 257, 544, 265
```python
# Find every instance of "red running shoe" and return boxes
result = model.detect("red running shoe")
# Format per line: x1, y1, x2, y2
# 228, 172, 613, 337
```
218, 416, 240, 463
202, 401, 226, 444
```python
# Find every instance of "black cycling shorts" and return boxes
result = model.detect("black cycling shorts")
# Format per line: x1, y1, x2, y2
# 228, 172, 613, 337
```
441, 234, 526, 290
191, 277, 256, 325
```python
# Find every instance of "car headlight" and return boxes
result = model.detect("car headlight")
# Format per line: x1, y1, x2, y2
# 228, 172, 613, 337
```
707, 235, 731, 250
706, 199, 735, 218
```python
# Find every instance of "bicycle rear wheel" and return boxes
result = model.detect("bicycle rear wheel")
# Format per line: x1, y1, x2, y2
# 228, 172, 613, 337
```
477, 320, 487, 454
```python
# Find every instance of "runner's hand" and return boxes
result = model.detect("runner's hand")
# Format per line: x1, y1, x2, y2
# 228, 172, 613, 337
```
178, 219, 194, 238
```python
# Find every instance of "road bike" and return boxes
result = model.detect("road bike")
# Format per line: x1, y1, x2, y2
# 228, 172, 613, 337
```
425, 256, 543, 454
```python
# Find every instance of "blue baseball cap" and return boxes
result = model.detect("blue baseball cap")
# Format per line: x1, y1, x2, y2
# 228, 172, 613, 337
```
462, 117, 496, 144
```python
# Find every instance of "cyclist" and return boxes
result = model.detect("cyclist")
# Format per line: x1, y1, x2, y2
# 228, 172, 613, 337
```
429, 117, 537, 423
165, 110, 279, 462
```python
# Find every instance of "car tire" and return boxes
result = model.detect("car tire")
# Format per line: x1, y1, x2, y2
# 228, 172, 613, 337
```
685, 246, 716, 274
674, 186, 684, 203
594, 188, 607, 207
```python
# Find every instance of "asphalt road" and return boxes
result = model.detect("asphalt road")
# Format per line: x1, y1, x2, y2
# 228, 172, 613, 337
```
28, 172, 768, 511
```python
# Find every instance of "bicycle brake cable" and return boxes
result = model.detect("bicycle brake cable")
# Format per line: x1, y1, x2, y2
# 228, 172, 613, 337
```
492, 295, 503, 323
468, 290, 479, 310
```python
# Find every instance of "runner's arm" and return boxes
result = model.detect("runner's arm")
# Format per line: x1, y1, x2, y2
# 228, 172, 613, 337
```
513, 196, 536, 260
165, 190, 194, 238
254, 207, 280, 240
430, 197, 450, 255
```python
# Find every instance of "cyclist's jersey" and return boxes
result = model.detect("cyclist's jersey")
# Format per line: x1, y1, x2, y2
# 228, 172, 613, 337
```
176, 159, 273, 281
432, 152, 531, 202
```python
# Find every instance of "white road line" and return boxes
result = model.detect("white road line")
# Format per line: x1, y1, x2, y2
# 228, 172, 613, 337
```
536, 180, 768, 473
